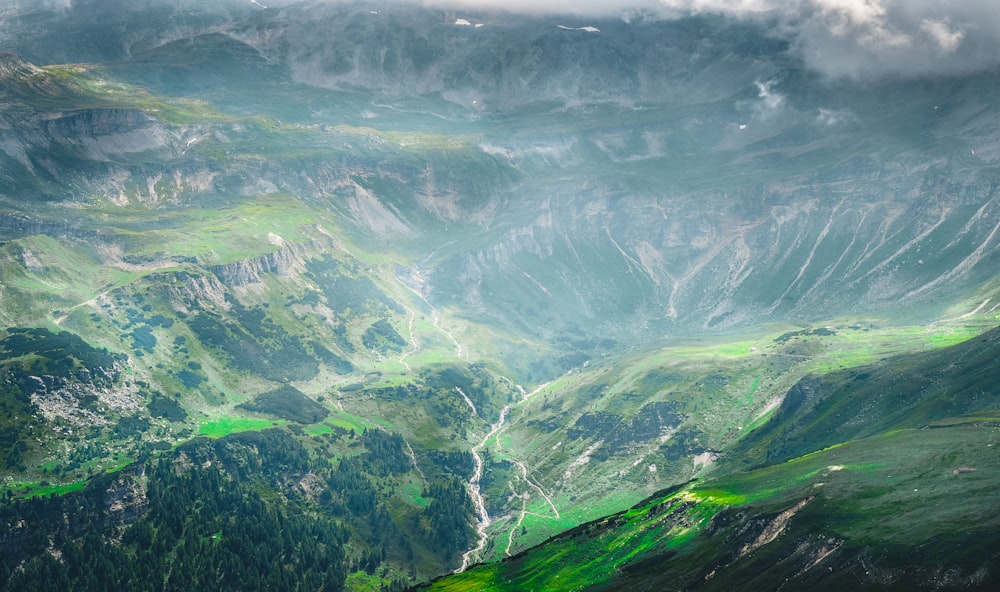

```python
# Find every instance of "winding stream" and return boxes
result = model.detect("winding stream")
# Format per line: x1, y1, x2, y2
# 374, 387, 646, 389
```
458, 380, 553, 571
459, 404, 510, 572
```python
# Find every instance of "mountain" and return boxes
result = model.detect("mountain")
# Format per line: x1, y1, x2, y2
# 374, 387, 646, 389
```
3, 1, 999, 344
0, 0, 999, 590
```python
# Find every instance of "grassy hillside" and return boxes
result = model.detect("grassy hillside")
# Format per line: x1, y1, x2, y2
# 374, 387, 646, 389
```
421, 327, 1000, 590
461, 316, 998, 560
422, 424, 1000, 591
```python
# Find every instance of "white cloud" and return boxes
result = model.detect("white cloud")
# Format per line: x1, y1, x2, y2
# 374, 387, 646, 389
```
753, 79, 785, 119
653, 0, 1000, 79
816, 107, 857, 126
920, 18, 964, 52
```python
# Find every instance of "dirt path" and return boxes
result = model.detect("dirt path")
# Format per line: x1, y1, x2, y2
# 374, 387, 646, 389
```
461, 379, 559, 564
397, 305, 419, 372
54, 286, 116, 325
404, 439, 427, 484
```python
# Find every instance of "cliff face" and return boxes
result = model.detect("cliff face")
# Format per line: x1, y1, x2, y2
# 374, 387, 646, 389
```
1, 106, 173, 167
425, 171, 1000, 341
39, 109, 171, 159
0, 214, 97, 240
210, 242, 307, 287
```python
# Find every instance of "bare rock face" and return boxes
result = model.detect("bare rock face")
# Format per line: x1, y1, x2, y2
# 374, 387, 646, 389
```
40, 109, 171, 160
210, 242, 306, 287
103, 470, 149, 528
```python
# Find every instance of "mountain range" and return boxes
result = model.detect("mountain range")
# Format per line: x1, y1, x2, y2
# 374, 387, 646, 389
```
0, 1, 998, 590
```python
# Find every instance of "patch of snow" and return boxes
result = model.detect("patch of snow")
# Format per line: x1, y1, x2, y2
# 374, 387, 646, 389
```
557, 25, 600, 33
455, 18, 471, 26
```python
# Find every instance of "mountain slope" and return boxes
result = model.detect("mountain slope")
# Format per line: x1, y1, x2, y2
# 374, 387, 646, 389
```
422, 424, 1000, 591
420, 327, 1000, 590
728, 323, 1000, 469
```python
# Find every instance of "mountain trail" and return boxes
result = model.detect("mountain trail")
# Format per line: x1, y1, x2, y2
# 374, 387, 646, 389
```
474, 379, 561, 559
54, 286, 116, 325
404, 439, 427, 484
511, 459, 559, 519
431, 308, 464, 359
397, 304, 419, 372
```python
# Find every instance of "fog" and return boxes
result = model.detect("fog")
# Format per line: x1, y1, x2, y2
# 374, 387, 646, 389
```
419, 0, 1000, 78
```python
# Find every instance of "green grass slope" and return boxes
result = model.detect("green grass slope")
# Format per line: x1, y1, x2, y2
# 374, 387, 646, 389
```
728, 324, 1000, 469
465, 317, 996, 560
419, 326, 1000, 591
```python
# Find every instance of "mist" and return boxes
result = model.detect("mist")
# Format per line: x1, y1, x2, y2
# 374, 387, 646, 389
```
7, 0, 999, 78
419, 0, 1000, 79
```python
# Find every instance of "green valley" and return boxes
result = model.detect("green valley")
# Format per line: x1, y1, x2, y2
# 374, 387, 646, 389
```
1, 1, 1000, 590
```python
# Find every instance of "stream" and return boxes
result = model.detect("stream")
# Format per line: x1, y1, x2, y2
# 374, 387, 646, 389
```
458, 380, 553, 571
458, 404, 510, 572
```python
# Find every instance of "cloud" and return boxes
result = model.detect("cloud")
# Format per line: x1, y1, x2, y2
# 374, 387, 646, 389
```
418, 0, 1000, 78
658, 0, 1000, 79
753, 79, 786, 119
816, 107, 857, 126
919, 18, 964, 52
8, 0, 999, 78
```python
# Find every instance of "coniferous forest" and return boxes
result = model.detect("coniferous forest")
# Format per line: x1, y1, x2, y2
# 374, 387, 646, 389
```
0, 428, 474, 591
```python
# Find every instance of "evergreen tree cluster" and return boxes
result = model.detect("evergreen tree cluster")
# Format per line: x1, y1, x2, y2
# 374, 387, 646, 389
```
0, 426, 477, 591
422, 479, 473, 559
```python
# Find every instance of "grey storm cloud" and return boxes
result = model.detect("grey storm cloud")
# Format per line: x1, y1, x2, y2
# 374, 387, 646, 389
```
421, 0, 1000, 79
